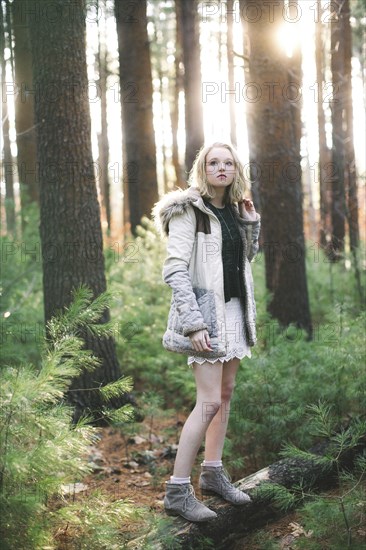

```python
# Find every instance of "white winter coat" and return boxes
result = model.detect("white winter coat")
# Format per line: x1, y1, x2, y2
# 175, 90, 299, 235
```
151, 186, 261, 358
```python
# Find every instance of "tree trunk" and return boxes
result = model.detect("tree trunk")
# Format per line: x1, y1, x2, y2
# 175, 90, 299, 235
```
315, 0, 332, 250
238, 0, 261, 215
27, 0, 136, 423
158, 68, 169, 194
11, 0, 39, 231
129, 440, 365, 549
342, 0, 359, 252
115, 0, 158, 236
97, 1, 111, 234
1, 2, 16, 235
227, 0, 237, 148
171, 0, 185, 188
242, 0, 312, 337
330, 0, 347, 256
177, 0, 204, 172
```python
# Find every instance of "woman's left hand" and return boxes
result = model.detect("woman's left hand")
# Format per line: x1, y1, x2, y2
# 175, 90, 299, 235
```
238, 198, 257, 221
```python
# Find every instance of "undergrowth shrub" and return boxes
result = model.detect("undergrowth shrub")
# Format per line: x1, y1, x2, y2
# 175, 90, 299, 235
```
1, 202, 44, 367
250, 403, 366, 549
228, 308, 366, 471
286, 404, 366, 549
224, 241, 366, 472
0, 286, 142, 550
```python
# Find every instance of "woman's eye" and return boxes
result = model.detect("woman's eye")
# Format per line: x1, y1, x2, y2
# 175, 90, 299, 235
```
209, 161, 217, 166
226, 161, 233, 166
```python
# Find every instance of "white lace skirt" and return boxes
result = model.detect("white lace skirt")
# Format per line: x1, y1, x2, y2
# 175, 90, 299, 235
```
187, 297, 252, 367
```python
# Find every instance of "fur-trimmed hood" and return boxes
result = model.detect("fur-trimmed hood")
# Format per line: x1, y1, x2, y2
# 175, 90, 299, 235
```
151, 186, 202, 237
151, 186, 260, 239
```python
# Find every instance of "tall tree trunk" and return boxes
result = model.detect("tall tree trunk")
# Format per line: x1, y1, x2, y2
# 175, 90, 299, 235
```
315, 0, 332, 249
243, 0, 312, 337
171, 0, 185, 187
303, 153, 318, 243
177, 0, 204, 172
158, 68, 169, 194
97, 0, 111, 234
27, 0, 135, 423
330, 0, 347, 256
115, 0, 158, 236
1, 2, 16, 234
343, 0, 359, 251
238, 0, 261, 214
227, 0, 237, 147
11, 0, 39, 232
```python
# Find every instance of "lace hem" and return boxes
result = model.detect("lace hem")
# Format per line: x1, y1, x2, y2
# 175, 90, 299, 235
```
187, 348, 251, 366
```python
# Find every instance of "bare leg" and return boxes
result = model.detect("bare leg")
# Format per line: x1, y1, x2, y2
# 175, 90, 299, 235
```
204, 358, 240, 461
172, 361, 223, 478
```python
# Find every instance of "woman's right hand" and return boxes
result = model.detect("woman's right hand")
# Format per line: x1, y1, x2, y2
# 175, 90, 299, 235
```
189, 329, 212, 352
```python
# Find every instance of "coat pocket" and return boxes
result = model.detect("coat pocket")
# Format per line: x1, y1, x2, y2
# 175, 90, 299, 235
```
194, 288, 218, 338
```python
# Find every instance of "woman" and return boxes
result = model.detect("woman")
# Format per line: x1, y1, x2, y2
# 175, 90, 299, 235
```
151, 142, 261, 522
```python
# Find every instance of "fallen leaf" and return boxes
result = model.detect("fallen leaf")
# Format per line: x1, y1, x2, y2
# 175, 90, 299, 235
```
132, 435, 147, 445
289, 522, 313, 539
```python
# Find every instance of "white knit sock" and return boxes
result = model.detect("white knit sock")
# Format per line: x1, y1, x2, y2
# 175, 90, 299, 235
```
201, 460, 223, 467
170, 475, 191, 484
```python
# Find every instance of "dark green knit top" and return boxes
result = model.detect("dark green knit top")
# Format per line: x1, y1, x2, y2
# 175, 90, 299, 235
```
204, 200, 245, 303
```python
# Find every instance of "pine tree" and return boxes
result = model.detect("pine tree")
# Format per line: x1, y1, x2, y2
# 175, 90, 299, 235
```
27, 0, 135, 422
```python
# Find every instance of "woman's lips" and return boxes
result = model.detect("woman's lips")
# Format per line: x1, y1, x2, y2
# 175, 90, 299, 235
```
218, 174, 226, 179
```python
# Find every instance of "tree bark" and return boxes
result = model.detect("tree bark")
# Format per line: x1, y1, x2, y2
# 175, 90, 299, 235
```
238, 0, 261, 215
227, 0, 237, 148
177, 0, 204, 172
242, 0, 312, 337
342, 0, 359, 252
11, 0, 39, 231
330, 0, 347, 256
171, 0, 185, 188
129, 439, 365, 549
1, 2, 16, 235
27, 0, 136, 423
315, 0, 332, 250
115, 0, 158, 236
158, 67, 169, 194
97, 0, 111, 234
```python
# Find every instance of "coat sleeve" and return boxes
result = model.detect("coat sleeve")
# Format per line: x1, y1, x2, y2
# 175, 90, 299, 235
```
244, 214, 261, 262
233, 204, 261, 263
162, 208, 209, 337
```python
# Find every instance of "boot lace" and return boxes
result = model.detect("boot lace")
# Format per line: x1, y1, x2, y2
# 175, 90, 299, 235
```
221, 467, 232, 483
182, 484, 198, 513
217, 467, 240, 494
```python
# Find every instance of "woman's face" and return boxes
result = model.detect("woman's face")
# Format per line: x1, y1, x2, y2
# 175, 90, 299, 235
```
205, 147, 236, 190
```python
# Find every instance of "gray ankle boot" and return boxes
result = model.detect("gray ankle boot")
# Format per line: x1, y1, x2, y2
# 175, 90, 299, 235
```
199, 466, 251, 505
163, 481, 217, 522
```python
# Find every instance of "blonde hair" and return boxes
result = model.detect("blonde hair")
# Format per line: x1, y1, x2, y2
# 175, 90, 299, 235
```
188, 142, 246, 204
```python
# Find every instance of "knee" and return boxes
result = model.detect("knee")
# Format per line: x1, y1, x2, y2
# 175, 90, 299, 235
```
221, 382, 235, 402
200, 400, 221, 422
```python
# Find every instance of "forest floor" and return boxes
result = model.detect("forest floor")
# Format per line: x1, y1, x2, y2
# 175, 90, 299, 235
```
51, 410, 346, 550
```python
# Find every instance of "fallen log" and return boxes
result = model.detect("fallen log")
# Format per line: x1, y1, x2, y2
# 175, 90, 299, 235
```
127, 437, 365, 550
